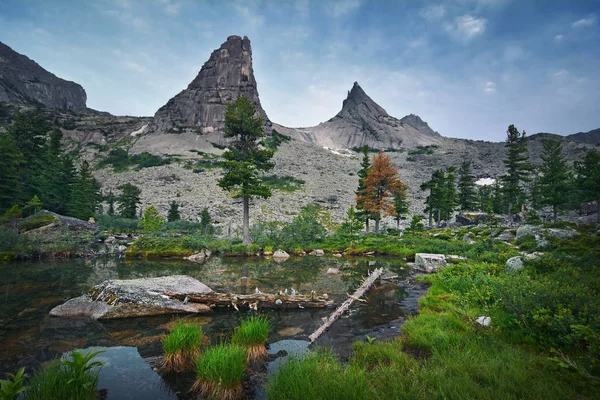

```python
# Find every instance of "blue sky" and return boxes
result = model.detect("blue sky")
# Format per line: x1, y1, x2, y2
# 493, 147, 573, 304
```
0, 0, 599, 141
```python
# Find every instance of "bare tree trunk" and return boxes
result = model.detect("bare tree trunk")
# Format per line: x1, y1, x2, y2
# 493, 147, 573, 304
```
365, 219, 370, 233
428, 210, 432, 228
375, 214, 380, 234
437, 208, 441, 227
508, 201, 513, 223
242, 196, 250, 245
553, 205, 558, 223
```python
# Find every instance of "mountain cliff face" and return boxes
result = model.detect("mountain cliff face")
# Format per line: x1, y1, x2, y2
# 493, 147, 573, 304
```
0, 41, 87, 111
150, 35, 270, 135
567, 128, 600, 146
277, 82, 441, 149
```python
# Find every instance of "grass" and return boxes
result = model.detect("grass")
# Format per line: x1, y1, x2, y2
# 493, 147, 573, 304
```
261, 175, 305, 192
97, 148, 171, 172
192, 344, 246, 400
407, 145, 438, 155
161, 321, 204, 373
18, 213, 58, 232
231, 316, 271, 361
260, 130, 291, 150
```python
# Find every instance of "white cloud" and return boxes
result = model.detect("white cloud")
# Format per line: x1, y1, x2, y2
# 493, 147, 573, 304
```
446, 15, 487, 42
328, 0, 361, 18
484, 81, 496, 93
573, 14, 596, 28
552, 69, 568, 78
158, 0, 182, 16
419, 5, 446, 22
554, 34, 564, 42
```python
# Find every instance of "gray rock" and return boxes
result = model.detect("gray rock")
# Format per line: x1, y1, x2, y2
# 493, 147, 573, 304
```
580, 201, 598, 215
516, 225, 539, 241
456, 214, 474, 226
50, 275, 213, 319
414, 253, 447, 273
544, 228, 579, 240
476, 316, 491, 326
0, 41, 87, 110
326, 268, 340, 275
117, 245, 128, 253
495, 230, 516, 242
185, 250, 208, 263
310, 249, 325, 256
463, 233, 475, 244
273, 249, 290, 261
505, 256, 524, 273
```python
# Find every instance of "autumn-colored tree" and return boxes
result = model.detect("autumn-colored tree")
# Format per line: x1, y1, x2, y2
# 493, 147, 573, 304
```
356, 151, 407, 234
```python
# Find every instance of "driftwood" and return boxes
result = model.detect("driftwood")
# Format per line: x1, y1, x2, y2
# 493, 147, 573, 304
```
165, 292, 334, 310
308, 268, 384, 343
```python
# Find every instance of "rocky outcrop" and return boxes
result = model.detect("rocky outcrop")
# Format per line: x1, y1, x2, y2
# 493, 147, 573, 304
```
50, 276, 213, 319
414, 253, 447, 273
149, 35, 269, 136
278, 82, 441, 150
0, 41, 87, 110
505, 256, 524, 273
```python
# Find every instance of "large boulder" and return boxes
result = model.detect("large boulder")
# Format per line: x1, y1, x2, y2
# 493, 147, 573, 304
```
414, 253, 447, 273
505, 256, 524, 273
580, 201, 598, 215
516, 225, 539, 241
50, 276, 212, 320
495, 229, 516, 242
544, 228, 579, 240
273, 250, 290, 261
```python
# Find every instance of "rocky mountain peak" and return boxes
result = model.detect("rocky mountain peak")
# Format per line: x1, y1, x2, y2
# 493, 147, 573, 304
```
0, 41, 87, 110
400, 114, 440, 137
339, 81, 389, 119
149, 35, 270, 135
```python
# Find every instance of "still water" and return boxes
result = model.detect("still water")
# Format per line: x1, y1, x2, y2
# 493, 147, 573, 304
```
0, 255, 414, 398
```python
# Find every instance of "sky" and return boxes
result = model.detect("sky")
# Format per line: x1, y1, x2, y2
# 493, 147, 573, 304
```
0, 0, 599, 142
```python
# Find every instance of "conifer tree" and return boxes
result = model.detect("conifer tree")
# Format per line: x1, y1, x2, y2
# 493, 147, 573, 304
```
443, 165, 458, 221
167, 200, 181, 222
117, 183, 142, 219
0, 133, 21, 212
491, 180, 505, 214
339, 206, 363, 236
26, 195, 43, 214
106, 190, 116, 216
500, 124, 532, 222
539, 139, 572, 222
457, 161, 477, 211
477, 185, 493, 213
355, 146, 372, 232
68, 161, 101, 220
199, 208, 214, 235
393, 187, 410, 229
575, 149, 600, 223
5, 204, 22, 229
139, 205, 163, 233
405, 214, 424, 237
420, 169, 445, 227
217, 96, 274, 244
356, 151, 407, 234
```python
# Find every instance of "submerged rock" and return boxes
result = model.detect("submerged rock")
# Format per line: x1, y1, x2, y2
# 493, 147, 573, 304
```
414, 253, 447, 273
50, 276, 212, 320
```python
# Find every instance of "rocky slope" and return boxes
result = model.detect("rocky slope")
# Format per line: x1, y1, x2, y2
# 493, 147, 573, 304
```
276, 82, 441, 150
567, 128, 600, 146
0, 41, 87, 111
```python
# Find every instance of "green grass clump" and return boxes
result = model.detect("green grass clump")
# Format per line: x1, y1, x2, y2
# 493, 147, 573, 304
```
266, 350, 369, 400
260, 130, 291, 150
97, 148, 171, 172
231, 316, 271, 361
261, 175, 305, 192
18, 213, 58, 232
161, 321, 203, 372
193, 344, 246, 400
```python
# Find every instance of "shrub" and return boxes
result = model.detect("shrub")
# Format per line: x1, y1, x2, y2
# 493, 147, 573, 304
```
0, 227, 21, 252
98, 148, 171, 172
138, 205, 164, 233
161, 321, 203, 373
231, 316, 271, 361
260, 130, 291, 150
193, 344, 246, 400
0, 367, 28, 400
18, 213, 58, 232
261, 175, 305, 192
93, 214, 139, 233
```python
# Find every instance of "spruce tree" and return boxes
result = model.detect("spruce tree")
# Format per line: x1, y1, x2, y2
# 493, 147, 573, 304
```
443, 165, 458, 221
500, 124, 532, 222
167, 200, 180, 222
199, 208, 214, 235
420, 169, 445, 227
355, 146, 372, 232
106, 190, 116, 216
217, 96, 274, 245
26, 195, 43, 214
458, 161, 477, 211
117, 183, 142, 219
575, 149, 600, 223
139, 205, 163, 233
0, 133, 21, 213
339, 206, 363, 236
539, 139, 572, 222
393, 187, 410, 229
68, 161, 101, 220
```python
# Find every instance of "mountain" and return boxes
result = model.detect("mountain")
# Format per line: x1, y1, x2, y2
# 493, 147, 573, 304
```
0, 41, 87, 111
567, 128, 600, 146
150, 35, 270, 135
275, 82, 441, 149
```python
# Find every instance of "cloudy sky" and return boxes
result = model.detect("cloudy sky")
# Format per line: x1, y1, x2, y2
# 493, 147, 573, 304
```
0, 0, 599, 141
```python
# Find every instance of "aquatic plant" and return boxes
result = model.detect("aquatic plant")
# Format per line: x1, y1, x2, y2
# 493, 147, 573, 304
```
192, 344, 246, 400
0, 367, 28, 400
231, 315, 271, 361
161, 321, 203, 373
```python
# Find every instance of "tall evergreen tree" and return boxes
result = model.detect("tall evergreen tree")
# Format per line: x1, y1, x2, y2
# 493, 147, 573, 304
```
539, 139, 572, 222
117, 183, 142, 219
355, 146, 372, 232
339, 206, 363, 236
69, 161, 101, 220
217, 96, 274, 245
443, 165, 458, 221
199, 208, 214, 235
575, 149, 600, 223
0, 133, 22, 212
457, 161, 477, 211
491, 180, 505, 214
529, 168, 543, 212
167, 200, 181, 222
393, 187, 410, 229
420, 169, 446, 227
500, 124, 532, 222
356, 151, 407, 233
477, 185, 493, 213
106, 190, 116, 216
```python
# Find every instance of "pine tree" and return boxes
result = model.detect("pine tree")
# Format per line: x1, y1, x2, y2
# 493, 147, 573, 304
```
339, 205, 363, 236
458, 161, 477, 211
405, 215, 424, 237
5, 204, 22, 229
356, 151, 407, 234
355, 146, 372, 232
117, 183, 142, 219
443, 165, 458, 221
393, 187, 410, 229
41, 128, 67, 212
199, 208, 214, 235
25, 195, 43, 214
529, 168, 543, 212
0, 133, 21, 213
68, 161, 101, 220
106, 190, 116, 216
575, 149, 600, 223
539, 139, 572, 222
500, 124, 532, 222
420, 169, 445, 227
217, 96, 274, 244
167, 200, 180, 222
477, 185, 493, 213
138, 205, 163, 233
491, 180, 505, 214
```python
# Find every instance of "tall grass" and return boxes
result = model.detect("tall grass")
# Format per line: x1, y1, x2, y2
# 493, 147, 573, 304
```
231, 316, 271, 361
192, 344, 246, 400
161, 321, 203, 373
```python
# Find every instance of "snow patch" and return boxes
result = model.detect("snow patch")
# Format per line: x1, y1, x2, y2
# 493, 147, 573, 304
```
476, 178, 495, 186
322, 146, 354, 157
130, 123, 149, 136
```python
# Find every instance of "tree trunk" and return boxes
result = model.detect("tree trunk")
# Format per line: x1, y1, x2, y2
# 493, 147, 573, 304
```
597, 196, 600, 224
396, 219, 400, 230
428, 210, 432, 228
553, 205, 558, 223
508, 201, 513, 223
165, 292, 334, 310
437, 208, 441, 227
375, 214, 380, 234
242, 196, 250, 245
365, 219, 370, 233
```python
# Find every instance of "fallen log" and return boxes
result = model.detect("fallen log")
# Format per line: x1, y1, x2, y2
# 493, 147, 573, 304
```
308, 268, 384, 344
165, 291, 334, 310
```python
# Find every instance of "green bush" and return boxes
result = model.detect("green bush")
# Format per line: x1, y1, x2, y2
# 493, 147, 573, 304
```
0, 227, 21, 252
94, 214, 139, 233
260, 130, 291, 150
98, 148, 171, 172
18, 213, 58, 232
261, 175, 305, 192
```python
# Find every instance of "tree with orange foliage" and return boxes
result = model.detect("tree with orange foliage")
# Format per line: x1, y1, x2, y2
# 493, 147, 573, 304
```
356, 150, 407, 234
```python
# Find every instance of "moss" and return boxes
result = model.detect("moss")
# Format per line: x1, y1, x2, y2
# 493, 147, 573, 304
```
18, 214, 58, 232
